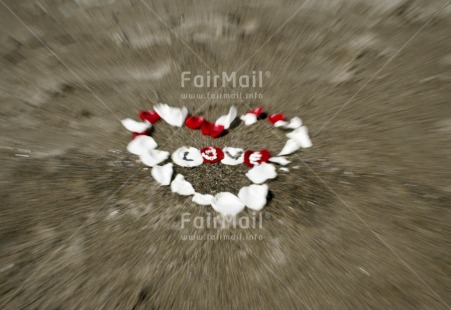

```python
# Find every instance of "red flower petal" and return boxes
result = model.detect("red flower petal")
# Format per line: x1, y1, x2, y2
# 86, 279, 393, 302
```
209, 124, 225, 138
201, 122, 225, 138
185, 116, 206, 129
244, 149, 271, 167
138, 110, 160, 124
248, 106, 264, 117
201, 122, 212, 136
268, 113, 285, 124
244, 150, 254, 167
131, 131, 148, 140
201, 146, 224, 163
259, 149, 271, 163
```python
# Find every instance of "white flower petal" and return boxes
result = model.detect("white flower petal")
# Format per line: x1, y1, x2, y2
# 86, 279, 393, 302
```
240, 113, 258, 125
154, 103, 187, 127
275, 117, 302, 129
211, 192, 245, 216
269, 156, 291, 166
172, 147, 203, 167
285, 116, 302, 129
279, 167, 289, 172
151, 163, 173, 185
140, 149, 169, 167
127, 135, 158, 155
286, 126, 312, 148
121, 118, 151, 132
181, 106, 188, 121
278, 139, 301, 156
171, 174, 195, 196
192, 193, 214, 205
274, 120, 289, 127
221, 147, 245, 165
238, 184, 268, 211
215, 106, 237, 129
245, 162, 277, 184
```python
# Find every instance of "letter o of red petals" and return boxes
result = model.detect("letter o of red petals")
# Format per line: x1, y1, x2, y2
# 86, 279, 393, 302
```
201, 146, 224, 163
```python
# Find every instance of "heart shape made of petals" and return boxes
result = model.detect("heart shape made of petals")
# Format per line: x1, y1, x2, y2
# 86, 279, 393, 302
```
122, 104, 313, 216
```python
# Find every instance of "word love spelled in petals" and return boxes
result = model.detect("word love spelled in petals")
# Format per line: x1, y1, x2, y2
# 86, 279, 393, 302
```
154, 103, 188, 127
172, 147, 203, 167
